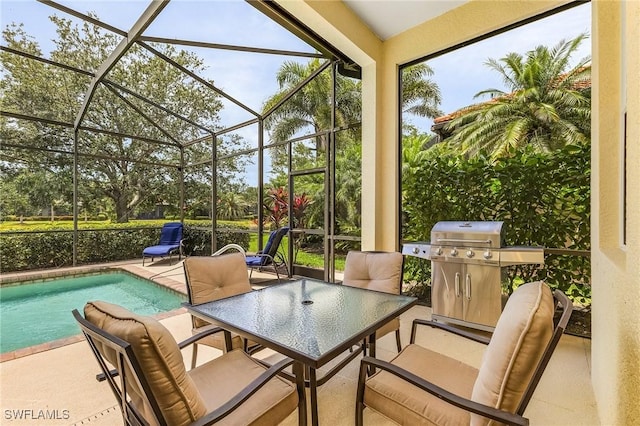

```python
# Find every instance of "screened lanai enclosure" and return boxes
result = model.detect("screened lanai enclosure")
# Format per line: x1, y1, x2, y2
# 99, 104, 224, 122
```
1, 0, 364, 279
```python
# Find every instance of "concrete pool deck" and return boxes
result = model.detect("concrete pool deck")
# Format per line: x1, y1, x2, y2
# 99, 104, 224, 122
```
0, 259, 599, 425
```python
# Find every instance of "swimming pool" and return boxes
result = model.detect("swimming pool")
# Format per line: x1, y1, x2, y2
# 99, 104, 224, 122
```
0, 270, 186, 353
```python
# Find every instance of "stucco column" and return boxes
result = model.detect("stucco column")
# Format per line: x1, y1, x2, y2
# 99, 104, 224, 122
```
275, 0, 385, 250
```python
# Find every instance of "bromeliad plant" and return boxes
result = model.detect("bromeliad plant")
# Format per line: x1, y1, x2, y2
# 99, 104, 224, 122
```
262, 187, 312, 229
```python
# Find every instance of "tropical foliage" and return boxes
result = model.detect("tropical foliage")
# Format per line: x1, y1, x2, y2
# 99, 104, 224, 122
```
0, 221, 250, 272
402, 139, 591, 305
443, 33, 591, 160
262, 60, 443, 238
401, 63, 443, 120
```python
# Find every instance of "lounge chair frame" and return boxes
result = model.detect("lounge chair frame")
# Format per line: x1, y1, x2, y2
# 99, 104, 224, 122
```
142, 222, 184, 266
245, 227, 290, 281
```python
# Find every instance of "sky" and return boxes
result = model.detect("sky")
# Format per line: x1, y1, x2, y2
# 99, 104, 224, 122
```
0, 1, 313, 136
1, 0, 592, 174
406, 2, 591, 130
1, 0, 315, 185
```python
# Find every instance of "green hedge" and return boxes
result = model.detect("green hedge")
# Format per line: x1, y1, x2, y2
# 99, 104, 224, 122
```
0, 224, 250, 272
403, 143, 591, 305
182, 225, 250, 256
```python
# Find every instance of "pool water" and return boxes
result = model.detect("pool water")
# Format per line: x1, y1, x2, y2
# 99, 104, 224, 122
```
0, 271, 186, 353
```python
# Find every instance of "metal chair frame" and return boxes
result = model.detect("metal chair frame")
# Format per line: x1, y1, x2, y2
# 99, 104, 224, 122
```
355, 288, 573, 426
73, 309, 307, 426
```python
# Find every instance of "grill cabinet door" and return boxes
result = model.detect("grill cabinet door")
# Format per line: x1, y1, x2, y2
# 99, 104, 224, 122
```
462, 264, 502, 328
431, 261, 464, 321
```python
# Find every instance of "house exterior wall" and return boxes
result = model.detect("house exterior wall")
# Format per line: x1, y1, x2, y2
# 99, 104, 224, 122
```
591, 1, 640, 424
279, 0, 639, 423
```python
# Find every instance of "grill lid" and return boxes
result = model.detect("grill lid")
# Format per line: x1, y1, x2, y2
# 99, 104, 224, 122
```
431, 221, 504, 248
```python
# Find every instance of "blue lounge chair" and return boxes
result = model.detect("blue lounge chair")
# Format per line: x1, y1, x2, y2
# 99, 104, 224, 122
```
245, 226, 290, 281
142, 222, 183, 266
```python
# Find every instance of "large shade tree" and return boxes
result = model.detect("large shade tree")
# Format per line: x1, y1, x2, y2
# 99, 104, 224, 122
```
1, 15, 247, 222
443, 33, 591, 160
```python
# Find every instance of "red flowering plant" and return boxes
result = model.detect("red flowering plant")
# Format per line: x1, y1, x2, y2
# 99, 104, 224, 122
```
263, 187, 288, 229
263, 188, 312, 262
292, 193, 311, 228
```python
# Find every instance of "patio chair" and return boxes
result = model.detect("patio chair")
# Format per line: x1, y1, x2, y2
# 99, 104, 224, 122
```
142, 222, 183, 266
183, 253, 263, 368
343, 251, 405, 353
73, 300, 306, 426
355, 280, 573, 426
245, 226, 290, 281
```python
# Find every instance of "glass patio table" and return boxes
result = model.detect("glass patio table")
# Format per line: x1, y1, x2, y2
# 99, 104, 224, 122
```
185, 278, 417, 426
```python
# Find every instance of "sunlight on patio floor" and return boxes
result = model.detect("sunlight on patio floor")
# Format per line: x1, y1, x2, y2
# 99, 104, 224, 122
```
0, 260, 599, 425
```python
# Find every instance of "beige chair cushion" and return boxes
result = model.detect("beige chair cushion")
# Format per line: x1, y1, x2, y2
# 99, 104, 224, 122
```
343, 251, 403, 341
190, 349, 298, 426
364, 344, 478, 425
84, 301, 207, 426
184, 253, 252, 330
343, 251, 403, 294
470, 281, 554, 426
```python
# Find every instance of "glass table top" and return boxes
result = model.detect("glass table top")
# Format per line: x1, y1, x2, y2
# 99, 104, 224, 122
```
187, 278, 417, 364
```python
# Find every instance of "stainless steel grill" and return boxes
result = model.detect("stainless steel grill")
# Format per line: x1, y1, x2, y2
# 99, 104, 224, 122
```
402, 221, 544, 331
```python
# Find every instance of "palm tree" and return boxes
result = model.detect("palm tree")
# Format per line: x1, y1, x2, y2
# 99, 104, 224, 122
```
264, 60, 442, 142
217, 192, 249, 220
444, 33, 591, 160
262, 58, 443, 232
262, 59, 360, 168
402, 63, 443, 119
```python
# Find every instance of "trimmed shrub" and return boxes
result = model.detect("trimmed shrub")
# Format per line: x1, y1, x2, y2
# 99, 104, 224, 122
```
403, 143, 591, 305
0, 223, 251, 272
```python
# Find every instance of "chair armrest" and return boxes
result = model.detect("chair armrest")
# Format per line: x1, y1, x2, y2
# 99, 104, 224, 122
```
190, 357, 295, 426
212, 244, 246, 256
359, 357, 528, 426
410, 319, 491, 345
177, 326, 226, 350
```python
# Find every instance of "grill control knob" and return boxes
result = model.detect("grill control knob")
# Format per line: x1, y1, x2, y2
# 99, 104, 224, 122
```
483, 250, 493, 259
450, 248, 458, 257
412, 247, 420, 254
466, 249, 474, 258
435, 247, 443, 255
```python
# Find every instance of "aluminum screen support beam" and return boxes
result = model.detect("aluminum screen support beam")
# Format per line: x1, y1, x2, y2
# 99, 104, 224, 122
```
73, 0, 169, 130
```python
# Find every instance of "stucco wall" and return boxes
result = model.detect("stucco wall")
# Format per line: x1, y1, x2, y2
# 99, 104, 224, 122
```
592, 1, 640, 424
